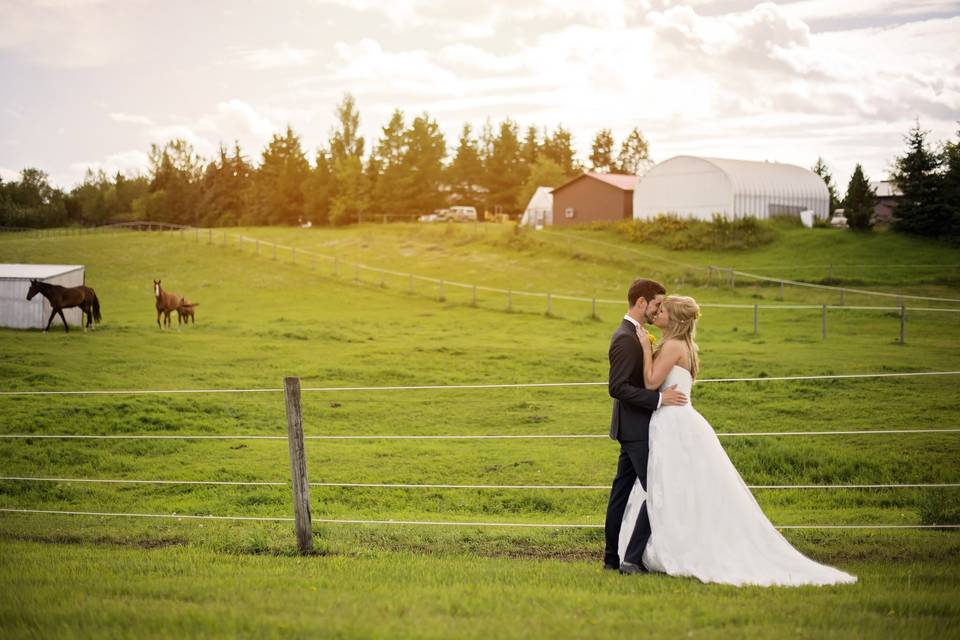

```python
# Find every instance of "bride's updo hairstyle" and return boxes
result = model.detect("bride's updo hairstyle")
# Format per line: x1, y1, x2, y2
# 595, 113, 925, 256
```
659, 295, 701, 379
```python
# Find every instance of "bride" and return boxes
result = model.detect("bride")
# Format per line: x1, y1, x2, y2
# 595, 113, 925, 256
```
617, 295, 856, 587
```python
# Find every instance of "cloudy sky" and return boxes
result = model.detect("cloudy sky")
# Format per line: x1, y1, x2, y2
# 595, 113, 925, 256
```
2, 0, 959, 191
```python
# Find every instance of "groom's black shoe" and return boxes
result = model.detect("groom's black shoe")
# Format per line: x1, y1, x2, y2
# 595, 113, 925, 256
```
618, 561, 647, 575
603, 562, 619, 571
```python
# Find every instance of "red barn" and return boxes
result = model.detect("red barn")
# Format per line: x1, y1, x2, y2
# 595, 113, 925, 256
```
551, 172, 640, 227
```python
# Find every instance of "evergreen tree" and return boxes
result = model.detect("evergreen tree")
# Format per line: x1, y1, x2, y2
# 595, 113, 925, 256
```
328, 94, 366, 224
303, 149, 334, 226
401, 113, 446, 217
251, 126, 310, 225
812, 157, 841, 214
542, 126, 579, 177
142, 139, 204, 224
940, 127, 960, 239
0, 168, 67, 227
447, 123, 485, 207
616, 127, 652, 175
891, 121, 949, 237
483, 119, 524, 214
369, 110, 407, 215
521, 125, 540, 167
842, 163, 877, 231
589, 128, 616, 173
199, 142, 251, 226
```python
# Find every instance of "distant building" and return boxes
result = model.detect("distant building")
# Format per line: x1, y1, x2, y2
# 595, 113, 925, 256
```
550, 172, 640, 227
519, 186, 554, 227
871, 180, 902, 226
632, 156, 830, 221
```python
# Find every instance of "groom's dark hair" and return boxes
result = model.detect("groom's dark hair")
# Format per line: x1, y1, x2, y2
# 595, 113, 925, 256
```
628, 279, 666, 307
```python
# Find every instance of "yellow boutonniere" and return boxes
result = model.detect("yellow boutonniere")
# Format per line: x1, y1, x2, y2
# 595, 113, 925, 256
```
646, 330, 658, 347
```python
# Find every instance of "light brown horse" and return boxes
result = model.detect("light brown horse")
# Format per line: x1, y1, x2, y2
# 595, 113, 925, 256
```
177, 298, 199, 325
26, 279, 101, 333
154, 279, 183, 329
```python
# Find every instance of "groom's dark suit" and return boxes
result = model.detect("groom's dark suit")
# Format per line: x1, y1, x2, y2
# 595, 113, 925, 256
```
604, 317, 662, 568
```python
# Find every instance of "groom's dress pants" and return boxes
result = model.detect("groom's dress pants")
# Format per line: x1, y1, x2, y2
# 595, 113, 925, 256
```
604, 439, 651, 567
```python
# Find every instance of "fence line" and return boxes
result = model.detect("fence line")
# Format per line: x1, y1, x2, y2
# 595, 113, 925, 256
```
2, 477, 957, 490
106, 222, 960, 310
1, 370, 958, 397
538, 230, 960, 304
1, 428, 958, 441
1, 508, 957, 530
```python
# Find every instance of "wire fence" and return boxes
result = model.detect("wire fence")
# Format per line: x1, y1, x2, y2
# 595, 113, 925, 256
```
2, 373, 959, 551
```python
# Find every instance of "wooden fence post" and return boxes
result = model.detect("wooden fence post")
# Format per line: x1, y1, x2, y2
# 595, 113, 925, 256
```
283, 377, 313, 554
591, 297, 597, 319
546, 293, 552, 316
408, 273, 414, 293
333, 257, 339, 277
256, 239, 260, 256
821, 304, 827, 339
471, 285, 477, 306
899, 306, 906, 345
507, 290, 512, 311
753, 304, 759, 335
779, 280, 784, 300
840, 288, 845, 306
380, 271, 385, 288
272, 243, 277, 261
439, 280, 445, 301
292, 247, 297, 264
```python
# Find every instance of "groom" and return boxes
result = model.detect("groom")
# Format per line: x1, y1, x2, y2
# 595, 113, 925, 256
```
603, 278, 688, 574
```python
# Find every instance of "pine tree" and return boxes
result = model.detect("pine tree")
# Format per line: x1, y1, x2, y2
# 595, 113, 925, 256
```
328, 94, 367, 225
447, 123, 485, 208
251, 126, 310, 225
483, 119, 524, 214
616, 127, 652, 175
891, 120, 948, 236
812, 157, 841, 214
940, 127, 960, 239
842, 164, 877, 231
303, 149, 334, 226
369, 109, 406, 215
542, 126, 579, 177
589, 128, 616, 173
401, 113, 446, 217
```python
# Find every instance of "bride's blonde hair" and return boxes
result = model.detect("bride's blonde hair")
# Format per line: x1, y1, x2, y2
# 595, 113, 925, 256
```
657, 295, 701, 379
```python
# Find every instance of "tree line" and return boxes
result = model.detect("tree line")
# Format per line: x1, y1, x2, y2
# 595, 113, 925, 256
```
0, 94, 652, 229
812, 122, 960, 236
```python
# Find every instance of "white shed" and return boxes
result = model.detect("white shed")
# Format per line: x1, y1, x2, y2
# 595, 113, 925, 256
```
633, 156, 829, 221
0, 264, 85, 329
519, 186, 554, 227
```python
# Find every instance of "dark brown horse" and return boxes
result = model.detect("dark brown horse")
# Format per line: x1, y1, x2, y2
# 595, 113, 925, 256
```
26, 279, 101, 333
154, 279, 183, 329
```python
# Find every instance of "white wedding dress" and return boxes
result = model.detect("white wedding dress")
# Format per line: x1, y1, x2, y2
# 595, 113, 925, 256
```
618, 365, 856, 587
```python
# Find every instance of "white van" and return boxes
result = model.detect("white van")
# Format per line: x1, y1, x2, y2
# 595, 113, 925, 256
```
448, 206, 478, 222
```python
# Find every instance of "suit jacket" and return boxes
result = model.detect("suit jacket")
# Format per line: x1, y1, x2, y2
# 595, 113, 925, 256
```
608, 318, 661, 442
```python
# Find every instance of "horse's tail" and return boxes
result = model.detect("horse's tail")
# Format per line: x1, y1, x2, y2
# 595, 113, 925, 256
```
91, 291, 102, 323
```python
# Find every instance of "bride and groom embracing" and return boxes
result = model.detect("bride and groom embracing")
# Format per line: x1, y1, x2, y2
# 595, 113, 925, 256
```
603, 279, 856, 587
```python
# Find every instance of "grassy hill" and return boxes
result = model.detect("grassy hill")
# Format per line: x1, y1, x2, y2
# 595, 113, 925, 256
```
0, 224, 958, 638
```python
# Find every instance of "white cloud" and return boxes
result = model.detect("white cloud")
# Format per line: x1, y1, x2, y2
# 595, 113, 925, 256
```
65, 148, 150, 185
239, 43, 321, 69
0, 166, 20, 182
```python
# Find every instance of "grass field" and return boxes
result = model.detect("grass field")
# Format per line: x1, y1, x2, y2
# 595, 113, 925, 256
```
1, 223, 959, 638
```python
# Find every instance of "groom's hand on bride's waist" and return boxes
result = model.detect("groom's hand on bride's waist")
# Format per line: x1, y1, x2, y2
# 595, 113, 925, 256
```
661, 385, 688, 406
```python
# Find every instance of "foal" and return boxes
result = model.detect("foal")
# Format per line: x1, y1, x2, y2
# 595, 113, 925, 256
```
154, 280, 183, 329
26, 279, 101, 333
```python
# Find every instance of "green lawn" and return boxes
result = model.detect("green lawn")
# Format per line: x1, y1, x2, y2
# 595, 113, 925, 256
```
0, 224, 958, 638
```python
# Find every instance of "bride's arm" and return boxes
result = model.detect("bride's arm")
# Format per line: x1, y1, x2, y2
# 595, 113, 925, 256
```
639, 337, 684, 390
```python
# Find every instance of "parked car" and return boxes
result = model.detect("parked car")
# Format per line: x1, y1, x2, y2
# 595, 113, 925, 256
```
418, 208, 450, 223
448, 206, 478, 222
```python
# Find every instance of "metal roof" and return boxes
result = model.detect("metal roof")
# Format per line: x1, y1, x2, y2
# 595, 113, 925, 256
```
0, 264, 84, 280
552, 172, 640, 193
680, 156, 828, 199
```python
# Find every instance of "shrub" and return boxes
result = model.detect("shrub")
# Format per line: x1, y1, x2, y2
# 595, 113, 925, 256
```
610, 214, 777, 250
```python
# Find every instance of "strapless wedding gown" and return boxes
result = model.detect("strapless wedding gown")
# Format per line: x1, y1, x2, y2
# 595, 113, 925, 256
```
618, 366, 856, 587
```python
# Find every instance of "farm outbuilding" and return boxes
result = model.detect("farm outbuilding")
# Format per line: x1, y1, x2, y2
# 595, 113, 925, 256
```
519, 186, 554, 227
632, 156, 830, 221
0, 264, 85, 329
551, 172, 641, 227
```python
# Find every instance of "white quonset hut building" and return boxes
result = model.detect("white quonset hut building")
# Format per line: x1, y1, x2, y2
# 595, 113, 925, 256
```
519, 186, 554, 227
633, 156, 830, 221
0, 264, 85, 329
